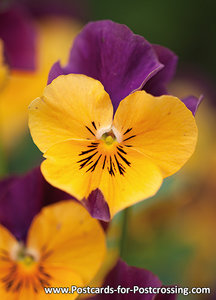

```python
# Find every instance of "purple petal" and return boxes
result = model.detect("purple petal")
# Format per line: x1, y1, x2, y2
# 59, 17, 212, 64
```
0, 167, 71, 241
0, 168, 42, 241
0, 6, 37, 70
182, 95, 203, 115
81, 188, 111, 222
144, 45, 178, 96
48, 20, 163, 111
48, 61, 66, 84
91, 259, 162, 300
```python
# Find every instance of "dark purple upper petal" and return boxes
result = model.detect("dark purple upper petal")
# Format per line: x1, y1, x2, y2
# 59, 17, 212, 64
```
144, 44, 178, 96
0, 167, 71, 241
48, 20, 163, 112
0, 6, 37, 70
181, 95, 203, 116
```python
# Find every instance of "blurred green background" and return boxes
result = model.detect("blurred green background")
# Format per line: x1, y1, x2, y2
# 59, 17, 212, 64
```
91, 0, 216, 78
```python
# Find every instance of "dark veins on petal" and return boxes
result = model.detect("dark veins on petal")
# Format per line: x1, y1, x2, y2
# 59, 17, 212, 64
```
0, 248, 53, 293
77, 123, 134, 177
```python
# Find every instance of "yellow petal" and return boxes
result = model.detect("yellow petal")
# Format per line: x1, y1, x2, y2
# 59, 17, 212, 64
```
114, 91, 198, 177
0, 225, 19, 300
27, 201, 106, 285
0, 39, 8, 91
0, 224, 17, 259
28, 267, 83, 300
98, 147, 163, 216
29, 74, 113, 153
41, 139, 104, 199
41, 140, 163, 217
0, 70, 43, 150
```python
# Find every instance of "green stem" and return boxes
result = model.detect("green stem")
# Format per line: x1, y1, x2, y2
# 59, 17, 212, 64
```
119, 207, 130, 259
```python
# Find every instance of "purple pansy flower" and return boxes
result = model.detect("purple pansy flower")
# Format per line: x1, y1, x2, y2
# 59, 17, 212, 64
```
90, 260, 177, 299
0, 6, 37, 70
0, 167, 71, 241
0, 168, 108, 239
48, 20, 201, 114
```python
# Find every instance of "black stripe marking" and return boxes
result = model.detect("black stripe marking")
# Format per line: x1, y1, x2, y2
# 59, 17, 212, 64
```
77, 152, 98, 169
13, 281, 22, 292
102, 156, 106, 169
86, 154, 102, 173
92, 121, 97, 130
79, 148, 96, 156
109, 157, 115, 176
87, 145, 98, 148
87, 142, 99, 148
37, 277, 50, 288
114, 154, 125, 175
123, 128, 132, 135
117, 146, 127, 154
123, 135, 136, 142
85, 126, 95, 136
117, 151, 131, 166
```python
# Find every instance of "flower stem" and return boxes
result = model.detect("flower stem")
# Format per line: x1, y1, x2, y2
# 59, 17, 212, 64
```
119, 207, 130, 259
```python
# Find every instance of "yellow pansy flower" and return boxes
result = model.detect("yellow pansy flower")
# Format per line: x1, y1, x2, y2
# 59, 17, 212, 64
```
0, 201, 106, 299
29, 74, 198, 219
0, 17, 80, 151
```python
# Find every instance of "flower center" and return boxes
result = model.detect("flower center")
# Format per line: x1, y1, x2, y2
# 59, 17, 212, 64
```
18, 253, 35, 266
101, 130, 117, 145
16, 245, 37, 268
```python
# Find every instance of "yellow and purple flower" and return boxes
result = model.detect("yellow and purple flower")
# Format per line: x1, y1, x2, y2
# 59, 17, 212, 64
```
0, 5, 81, 150
0, 177, 106, 299
29, 74, 197, 220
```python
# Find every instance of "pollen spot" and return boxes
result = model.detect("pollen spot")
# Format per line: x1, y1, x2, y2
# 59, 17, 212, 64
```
101, 130, 116, 145
23, 255, 34, 266
17, 247, 36, 268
